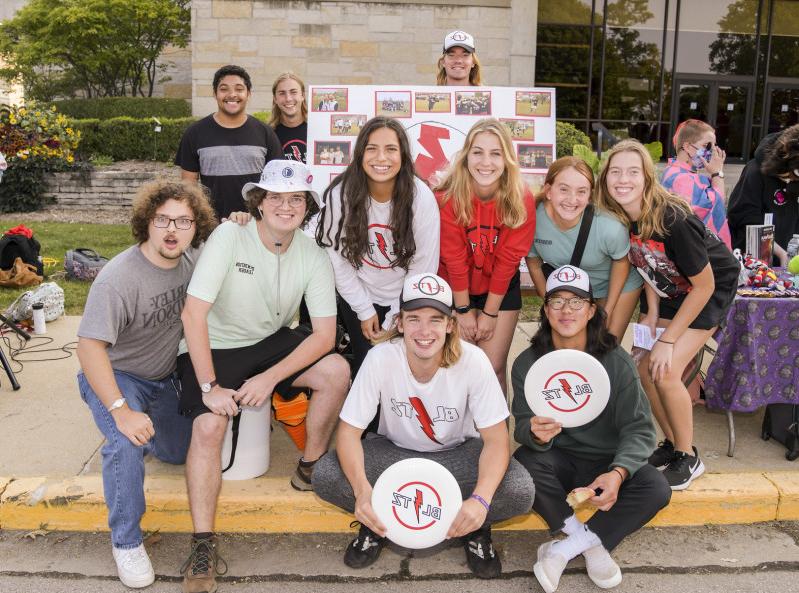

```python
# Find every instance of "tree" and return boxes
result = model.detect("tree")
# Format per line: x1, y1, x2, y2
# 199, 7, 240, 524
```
0, 0, 190, 100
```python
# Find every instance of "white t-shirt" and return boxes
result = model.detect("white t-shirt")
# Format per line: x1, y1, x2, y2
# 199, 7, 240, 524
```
340, 339, 509, 452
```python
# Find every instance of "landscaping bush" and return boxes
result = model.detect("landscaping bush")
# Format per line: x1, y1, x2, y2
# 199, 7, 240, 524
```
51, 97, 191, 120
555, 121, 592, 158
72, 116, 196, 162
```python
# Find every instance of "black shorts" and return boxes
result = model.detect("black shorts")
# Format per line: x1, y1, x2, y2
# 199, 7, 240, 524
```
469, 270, 522, 312
176, 327, 324, 419
641, 281, 737, 330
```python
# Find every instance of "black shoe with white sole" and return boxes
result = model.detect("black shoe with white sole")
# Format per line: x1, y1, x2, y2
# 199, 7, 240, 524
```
648, 438, 675, 470
343, 523, 386, 569
663, 446, 705, 491
463, 526, 501, 579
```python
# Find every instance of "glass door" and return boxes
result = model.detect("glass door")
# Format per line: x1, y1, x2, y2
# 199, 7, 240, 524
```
716, 85, 751, 160
765, 84, 799, 135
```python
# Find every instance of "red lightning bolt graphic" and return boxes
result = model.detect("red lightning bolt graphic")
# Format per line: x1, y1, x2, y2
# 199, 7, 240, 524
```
559, 378, 578, 404
414, 489, 423, 523
414, 124, 450, 184
290, 145, 302, 161
409, 397, 442, 444
375, 232, 390, 262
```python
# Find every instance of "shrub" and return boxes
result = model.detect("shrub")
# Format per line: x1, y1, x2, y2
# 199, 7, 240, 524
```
72, 116, 196, 162
0, 103, 82, 212
50, 97, 191, 120
252, 111, 271, 124
555, 121, 592, 159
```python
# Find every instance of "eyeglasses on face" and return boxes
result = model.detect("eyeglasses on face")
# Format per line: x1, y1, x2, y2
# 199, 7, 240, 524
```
152, 215, 194, 230
264, 193, 306, 208
545, 296, 589, 310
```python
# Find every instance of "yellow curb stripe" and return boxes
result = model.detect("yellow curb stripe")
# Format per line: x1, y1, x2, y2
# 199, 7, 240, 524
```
0, 472, 790, 534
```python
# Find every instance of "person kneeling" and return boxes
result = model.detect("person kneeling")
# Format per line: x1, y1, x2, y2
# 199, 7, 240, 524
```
511, 266, 671, 593
313, 273, 534, 579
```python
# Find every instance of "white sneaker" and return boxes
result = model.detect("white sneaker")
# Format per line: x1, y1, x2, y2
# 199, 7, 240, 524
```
583, 544, 622, 589
112, 544, 155, 588
533, 540, 568, 593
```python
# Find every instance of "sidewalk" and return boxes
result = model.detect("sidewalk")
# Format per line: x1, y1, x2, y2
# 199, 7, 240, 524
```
1, 315, 797, 534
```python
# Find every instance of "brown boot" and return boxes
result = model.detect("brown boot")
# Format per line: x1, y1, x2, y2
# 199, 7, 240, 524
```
180, 535, 227, 593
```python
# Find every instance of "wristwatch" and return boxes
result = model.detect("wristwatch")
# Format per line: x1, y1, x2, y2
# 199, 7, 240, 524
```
200, 380, 218, 393
107, 398, 126, 412
455, 304, 471, 314
711, 171, 724, 179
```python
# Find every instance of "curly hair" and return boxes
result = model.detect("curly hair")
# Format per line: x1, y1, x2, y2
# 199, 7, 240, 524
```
131, 180, 217, 248
213, 65, 251, 92
269, 72, 307, 128
761, 123, 799, 178
316, 116, 419, 270
243, 187, 319, 229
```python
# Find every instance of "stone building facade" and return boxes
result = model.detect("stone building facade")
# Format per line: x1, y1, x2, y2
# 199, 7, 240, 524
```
190, 0, 537, 116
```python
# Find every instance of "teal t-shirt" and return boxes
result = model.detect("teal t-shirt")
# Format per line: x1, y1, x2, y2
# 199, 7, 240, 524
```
179, 220, 336, 353
527, 203, 642, 297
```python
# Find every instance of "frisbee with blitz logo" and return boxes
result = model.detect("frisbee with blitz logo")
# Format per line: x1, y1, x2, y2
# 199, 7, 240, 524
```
524, 349, 611, 428
371, 458, 462, 549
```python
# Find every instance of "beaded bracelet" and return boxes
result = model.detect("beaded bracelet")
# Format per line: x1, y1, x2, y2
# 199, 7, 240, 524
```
470, 493, 491, 511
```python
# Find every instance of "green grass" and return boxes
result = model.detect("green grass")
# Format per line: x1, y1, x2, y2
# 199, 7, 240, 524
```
0, 220, 133, 315
521, 294, 544, 323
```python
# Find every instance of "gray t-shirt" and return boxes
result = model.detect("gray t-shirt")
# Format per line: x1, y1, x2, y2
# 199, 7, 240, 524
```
78, 245, 196, 380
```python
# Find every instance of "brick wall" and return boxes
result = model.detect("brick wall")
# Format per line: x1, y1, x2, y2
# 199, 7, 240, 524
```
190, 0, 536, 116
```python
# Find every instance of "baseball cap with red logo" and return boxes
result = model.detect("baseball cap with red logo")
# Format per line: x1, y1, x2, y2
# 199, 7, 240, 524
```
400, 273, 454, 316
241, 159, 321, 206
443, 30, 475, 53
545, 265, 593, 300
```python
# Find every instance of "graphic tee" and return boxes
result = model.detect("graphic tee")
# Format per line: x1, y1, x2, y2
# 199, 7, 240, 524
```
175, 115, 283, 219
628, 206, 739, 300
274, 122, 307, 163
78, 245, 196, 380
340, 340, 509, 452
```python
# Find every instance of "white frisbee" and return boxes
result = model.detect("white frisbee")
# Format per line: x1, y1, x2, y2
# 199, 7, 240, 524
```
371, 458, 463, 549
524, 349, 611, 428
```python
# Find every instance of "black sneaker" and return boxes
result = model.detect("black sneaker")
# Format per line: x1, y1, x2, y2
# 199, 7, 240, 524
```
290, 457, 316, 491
648, 439, 675, 470
343, 522, 385, 569
663, 446, 705, 491
463, 526, 501, 579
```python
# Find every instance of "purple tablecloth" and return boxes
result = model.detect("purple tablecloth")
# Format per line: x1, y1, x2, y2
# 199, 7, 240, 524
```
705, 295, 799, 412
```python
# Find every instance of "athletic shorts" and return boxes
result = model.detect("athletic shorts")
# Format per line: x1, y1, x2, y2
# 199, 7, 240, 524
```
640, 281, 737, 330
469, 270, 522, 312
176, 327, 325, 419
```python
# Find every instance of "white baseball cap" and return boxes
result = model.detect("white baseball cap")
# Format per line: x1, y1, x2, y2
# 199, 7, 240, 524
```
241, 159, 320, 206
400, 273, 454, 316
545, 265, 593, 300
443, 30, 475, 53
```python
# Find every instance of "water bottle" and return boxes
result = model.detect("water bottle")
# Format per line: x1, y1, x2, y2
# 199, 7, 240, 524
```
787, 234, 799, 261
32, 302, 46, 335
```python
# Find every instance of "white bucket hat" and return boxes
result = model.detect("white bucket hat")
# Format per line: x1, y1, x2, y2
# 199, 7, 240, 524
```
241, 159, 320, 206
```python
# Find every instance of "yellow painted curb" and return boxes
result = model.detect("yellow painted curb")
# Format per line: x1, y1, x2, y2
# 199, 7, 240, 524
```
764, 471, 799, 521
0, 472, 788, 534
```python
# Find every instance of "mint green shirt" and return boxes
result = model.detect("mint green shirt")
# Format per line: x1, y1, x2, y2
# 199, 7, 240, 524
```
528, 203, 642, 297
179, 220, 336, 353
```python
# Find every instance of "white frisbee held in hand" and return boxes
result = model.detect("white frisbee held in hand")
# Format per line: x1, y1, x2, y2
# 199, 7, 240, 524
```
371, 458, 462, 549
524, 349, 610, 428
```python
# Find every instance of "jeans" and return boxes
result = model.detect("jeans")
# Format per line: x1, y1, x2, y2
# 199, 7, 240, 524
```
78, 370, 192, 549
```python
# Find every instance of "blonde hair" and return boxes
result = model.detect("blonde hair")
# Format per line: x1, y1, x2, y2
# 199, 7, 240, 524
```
673, 119, 714, 150
436, 51, 483, 86
595, 139, 692, 240
269, 72, 307, 128
535, 156, 595, 204
378, 311, 463, 368
437, 118, 528, 228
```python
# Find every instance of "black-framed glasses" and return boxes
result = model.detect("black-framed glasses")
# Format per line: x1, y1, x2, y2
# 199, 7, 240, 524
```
152, 215, 194, 230
546, 296, 589, 310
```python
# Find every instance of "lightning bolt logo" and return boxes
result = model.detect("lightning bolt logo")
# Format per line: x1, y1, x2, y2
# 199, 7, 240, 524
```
414, 489, 423, 523
414, 123, 450, 184
290, 145, 302, 161
409, 397, 441, 444
559, 378, 578, 405
375, 232, 390, 262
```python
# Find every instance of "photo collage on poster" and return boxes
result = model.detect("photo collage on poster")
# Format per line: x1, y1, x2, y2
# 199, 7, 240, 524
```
307, 85, 556, 196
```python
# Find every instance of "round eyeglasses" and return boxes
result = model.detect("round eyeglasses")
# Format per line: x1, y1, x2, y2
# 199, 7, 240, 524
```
546, 296, 589, 310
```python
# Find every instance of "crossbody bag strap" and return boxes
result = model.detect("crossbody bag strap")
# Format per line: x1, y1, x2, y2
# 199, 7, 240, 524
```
569, 204, 594, 268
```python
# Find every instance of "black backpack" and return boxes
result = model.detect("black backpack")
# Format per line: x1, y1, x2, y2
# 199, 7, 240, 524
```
0, 233, 43, 276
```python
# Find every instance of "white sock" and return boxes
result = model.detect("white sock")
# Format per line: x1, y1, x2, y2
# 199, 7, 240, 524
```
561, 514, 584, 536
552, 520, 602, 561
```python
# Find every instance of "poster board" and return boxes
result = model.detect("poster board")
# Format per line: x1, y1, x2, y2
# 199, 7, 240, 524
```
306, 85, 557, 198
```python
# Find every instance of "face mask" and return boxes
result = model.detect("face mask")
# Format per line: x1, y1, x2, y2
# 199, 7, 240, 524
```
690, 146, 711, 170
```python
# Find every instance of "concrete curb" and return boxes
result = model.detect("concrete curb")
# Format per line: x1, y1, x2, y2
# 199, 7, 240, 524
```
2, 471, 797, 534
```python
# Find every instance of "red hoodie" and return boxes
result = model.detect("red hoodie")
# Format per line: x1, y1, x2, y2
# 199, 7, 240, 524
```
437, 189, 536, 296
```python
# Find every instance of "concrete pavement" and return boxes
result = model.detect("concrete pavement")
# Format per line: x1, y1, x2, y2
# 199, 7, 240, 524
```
1, 316, 798, 534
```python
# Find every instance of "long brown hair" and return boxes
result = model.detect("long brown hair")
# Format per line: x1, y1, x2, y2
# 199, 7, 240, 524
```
436, 51, 483, 86
595, 139, 692, 239
436, 118, 527, 228
316, 117, 419, 270
378, 311, 463, 368
535, 156, 595, 205
268, 72, 307, 128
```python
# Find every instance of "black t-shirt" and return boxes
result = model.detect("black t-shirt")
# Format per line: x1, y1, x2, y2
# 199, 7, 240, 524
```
628, 206, 739, 301
274, 122, 307, 164
175, 114, 282, 219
